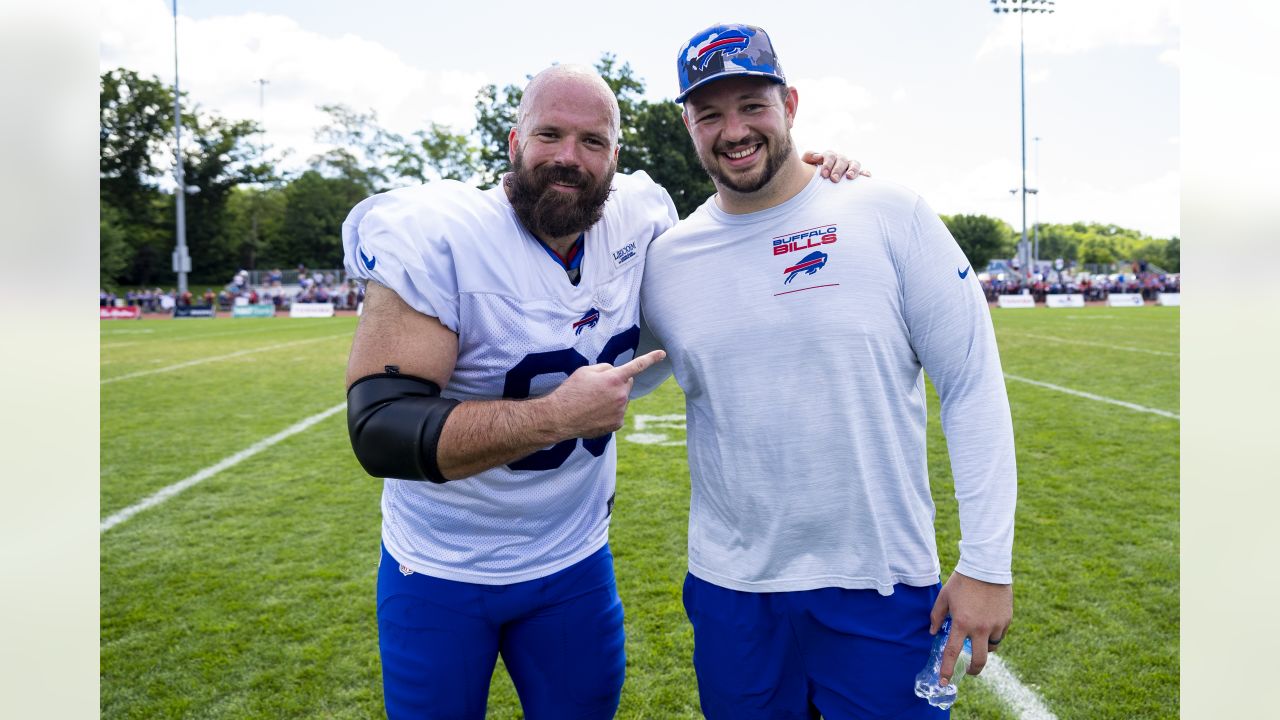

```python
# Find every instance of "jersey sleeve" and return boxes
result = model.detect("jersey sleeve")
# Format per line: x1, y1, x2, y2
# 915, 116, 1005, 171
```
617, 170, 680, 248
629, 312, 673, 399
342, 187, 461, 332
898, 196, 1018, 585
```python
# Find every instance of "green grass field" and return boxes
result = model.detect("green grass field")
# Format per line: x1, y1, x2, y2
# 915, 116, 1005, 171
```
100, 306, 1179, 719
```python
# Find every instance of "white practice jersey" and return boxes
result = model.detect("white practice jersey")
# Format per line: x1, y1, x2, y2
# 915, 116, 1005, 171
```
641, 171, 1017, 595
343, 172, 677, 584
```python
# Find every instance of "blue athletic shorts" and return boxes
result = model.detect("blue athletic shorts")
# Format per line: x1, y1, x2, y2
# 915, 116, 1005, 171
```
377, 543, 625, 720
683, 573, 946, 719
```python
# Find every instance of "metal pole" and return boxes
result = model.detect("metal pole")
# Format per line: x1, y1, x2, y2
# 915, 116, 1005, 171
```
1033, 136, 1041, 269
172, 0, 189, 294
1018, 9, 1029, 283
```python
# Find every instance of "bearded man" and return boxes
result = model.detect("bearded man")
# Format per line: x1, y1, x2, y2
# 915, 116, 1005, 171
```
341, 63, 861, 719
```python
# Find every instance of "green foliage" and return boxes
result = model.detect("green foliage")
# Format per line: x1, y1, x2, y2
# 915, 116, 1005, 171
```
310, 104, 401, 193
279, 170, 368, 268
99, 205, 131, 289
100, 68, 174, 221
941, 214, 1015, 270
472, 82, 523, 189
390, 122, 479, 183
1078, 234, 1119, 266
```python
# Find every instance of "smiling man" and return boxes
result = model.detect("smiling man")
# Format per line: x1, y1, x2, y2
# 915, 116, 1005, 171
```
339, 63, 859, 719
640, 23, 1019, 719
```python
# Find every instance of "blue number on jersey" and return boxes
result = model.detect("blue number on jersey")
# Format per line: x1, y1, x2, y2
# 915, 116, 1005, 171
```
503, 325, 640, 471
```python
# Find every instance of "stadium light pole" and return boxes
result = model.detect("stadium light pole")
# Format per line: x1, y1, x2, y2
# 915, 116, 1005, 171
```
990, 0, 1054, 283
1032, 135, 1042, 270
171, 0, 190, 294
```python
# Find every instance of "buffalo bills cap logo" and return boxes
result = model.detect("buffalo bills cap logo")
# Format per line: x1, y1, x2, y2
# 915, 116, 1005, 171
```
783, 251, 828, 284
695, 32, 750, 70
573, 307, 601, 335
676, 23, 787, 103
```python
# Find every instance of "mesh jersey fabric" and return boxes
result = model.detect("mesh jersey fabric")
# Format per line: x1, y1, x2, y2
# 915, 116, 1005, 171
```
343, 172, 678, 584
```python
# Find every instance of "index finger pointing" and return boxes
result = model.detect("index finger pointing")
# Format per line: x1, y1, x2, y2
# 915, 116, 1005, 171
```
614, 349, 666, 379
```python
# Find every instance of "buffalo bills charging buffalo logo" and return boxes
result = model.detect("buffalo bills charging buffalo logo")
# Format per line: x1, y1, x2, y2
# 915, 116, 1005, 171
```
696, 33, 750, 70
783, 251, 829, 284
573, 308, 601, 335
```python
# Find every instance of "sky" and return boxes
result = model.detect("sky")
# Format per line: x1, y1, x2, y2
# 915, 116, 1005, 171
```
99, 0, 1180, 238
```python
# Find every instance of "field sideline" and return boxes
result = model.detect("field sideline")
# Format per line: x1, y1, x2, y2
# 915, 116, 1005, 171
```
101, 307, 1179, 719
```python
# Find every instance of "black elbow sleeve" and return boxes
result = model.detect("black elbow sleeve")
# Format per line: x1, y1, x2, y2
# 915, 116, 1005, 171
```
346, 373, 461, 483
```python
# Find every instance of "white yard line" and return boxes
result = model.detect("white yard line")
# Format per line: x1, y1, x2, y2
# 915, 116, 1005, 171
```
100, 402, 346, 533
1002, 332, 1176, 357
100, 333, 350, 384
1005, 374, 1179, 420
979, 655, 1058, 720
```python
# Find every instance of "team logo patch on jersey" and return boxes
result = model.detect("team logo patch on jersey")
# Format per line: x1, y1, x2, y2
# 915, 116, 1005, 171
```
399, 564, 414, 577
573, 307, 601, 335
772, 224, 838, 256
696, 32, 750, 70
612, 241, 638, 267
783, 251, 829, 284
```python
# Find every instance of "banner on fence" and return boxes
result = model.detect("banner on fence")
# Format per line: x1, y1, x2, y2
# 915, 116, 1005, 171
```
232, 303, 277, 318
1157, 292, 1181, 307
1045, 294, 1085, 309
290, 302, 335, 318
100, 306, 141, 320
997, 294, 1036, 309
1107, 293, 1144, 307
174, 305, 216, 318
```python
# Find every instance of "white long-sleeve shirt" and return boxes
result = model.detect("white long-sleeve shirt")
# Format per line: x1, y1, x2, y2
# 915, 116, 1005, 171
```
640, 171, 1017, 595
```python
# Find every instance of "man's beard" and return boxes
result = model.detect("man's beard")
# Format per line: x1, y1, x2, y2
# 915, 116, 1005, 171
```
698, 132, 793, 194
506, 153, 616, 239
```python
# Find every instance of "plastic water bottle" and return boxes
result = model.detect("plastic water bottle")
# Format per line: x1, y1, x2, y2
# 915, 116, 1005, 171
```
913, 616, 972, 710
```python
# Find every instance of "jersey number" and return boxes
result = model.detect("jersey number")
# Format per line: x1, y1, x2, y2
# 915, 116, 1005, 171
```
502, 325, 640, 471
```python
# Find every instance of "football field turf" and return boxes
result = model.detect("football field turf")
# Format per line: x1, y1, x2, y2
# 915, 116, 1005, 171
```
100, 306, 1179, 719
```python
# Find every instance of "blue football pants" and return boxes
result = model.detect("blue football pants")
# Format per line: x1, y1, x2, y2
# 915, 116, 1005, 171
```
377, 543, 625, 719
683, 573, 948, 719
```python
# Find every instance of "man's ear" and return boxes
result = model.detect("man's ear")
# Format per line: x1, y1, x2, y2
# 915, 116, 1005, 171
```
681, 108, 692, 135
784, 87, 798, 129
508, 127, 519, 164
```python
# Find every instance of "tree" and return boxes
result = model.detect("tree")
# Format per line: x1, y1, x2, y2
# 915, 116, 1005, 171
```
100, 205, 131, 289
1078, 235, 1119, 268
180, 114, 274, 279
472, 83, 522, 189
311, 104, 400, 193
940, 214, 1012, 270
100, 69, 173, 222
390, 122, 478, 183
1161, 236, 1180, 272
279, 170, 368, 268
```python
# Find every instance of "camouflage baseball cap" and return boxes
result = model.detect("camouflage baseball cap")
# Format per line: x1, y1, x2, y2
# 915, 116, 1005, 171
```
675, 23, 786, 103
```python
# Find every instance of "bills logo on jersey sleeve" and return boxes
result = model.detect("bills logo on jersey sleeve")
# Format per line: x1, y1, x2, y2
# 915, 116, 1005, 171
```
573, 307, 601, 335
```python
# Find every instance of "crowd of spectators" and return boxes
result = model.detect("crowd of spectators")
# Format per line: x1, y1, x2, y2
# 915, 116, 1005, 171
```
979, 259, 1180, 304
100, 265, 366, 314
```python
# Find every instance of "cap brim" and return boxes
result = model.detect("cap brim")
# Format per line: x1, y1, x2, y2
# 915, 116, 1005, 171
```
676, 70, 786, 103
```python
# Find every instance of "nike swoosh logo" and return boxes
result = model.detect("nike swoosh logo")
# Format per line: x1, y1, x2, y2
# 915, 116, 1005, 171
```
958, 265, 971, 279
359, 248, 376, 271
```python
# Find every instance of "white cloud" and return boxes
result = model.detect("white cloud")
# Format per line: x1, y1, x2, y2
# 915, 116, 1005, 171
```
789, 75, 876, 156
978, 0, 1179, 56
99, 0, 489, 174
